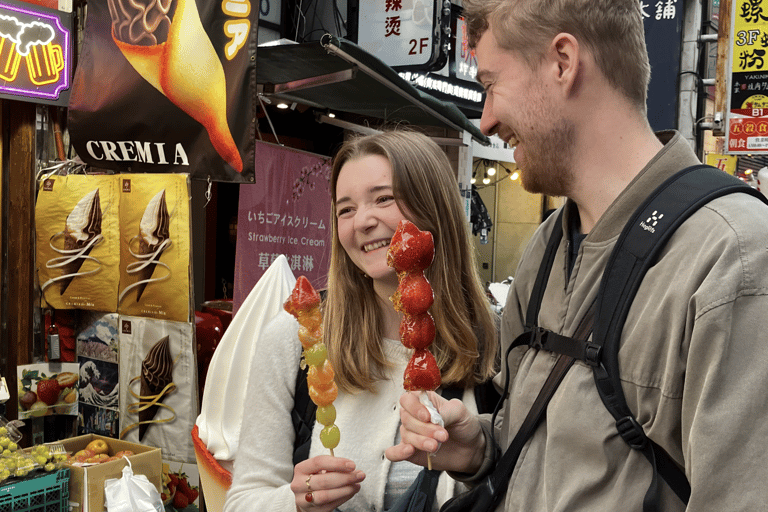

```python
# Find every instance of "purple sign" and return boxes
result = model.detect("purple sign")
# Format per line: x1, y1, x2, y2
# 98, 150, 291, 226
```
233, 141, 332, 314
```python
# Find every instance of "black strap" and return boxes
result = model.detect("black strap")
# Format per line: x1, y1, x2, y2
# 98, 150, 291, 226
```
592, 165, 767, 509
481, 301, 596, 510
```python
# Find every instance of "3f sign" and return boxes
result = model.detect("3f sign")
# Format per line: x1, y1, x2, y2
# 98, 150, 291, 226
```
735, 29, 761, 46
409, 38, 429, 55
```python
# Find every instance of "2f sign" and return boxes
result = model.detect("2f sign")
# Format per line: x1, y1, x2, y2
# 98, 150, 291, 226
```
409, 38, 429, 55
735, 29, 761, 46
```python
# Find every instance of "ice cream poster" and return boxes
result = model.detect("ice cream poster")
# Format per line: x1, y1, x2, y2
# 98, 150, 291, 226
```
17, 362, 79, 419
118, 174, 191, 323
66, 0, 257, 182
233, 141, 332, 314
119, 316, 197, 463
35, 174, 120, 312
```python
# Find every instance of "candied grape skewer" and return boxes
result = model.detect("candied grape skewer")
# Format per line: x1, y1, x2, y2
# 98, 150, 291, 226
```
285, 276, 340, 456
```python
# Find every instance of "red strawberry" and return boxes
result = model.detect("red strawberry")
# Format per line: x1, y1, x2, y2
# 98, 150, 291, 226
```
403, 349, 441, 391
172, 490, 189, 509
400, 313, 436, 350
185, 486, 199, 502
169, 473, 179, 485
387, 220, 434, 274
36, 378, 61, 406
284, 276, 321, 317
177, 478, 190, 496
392, 273, 434, 315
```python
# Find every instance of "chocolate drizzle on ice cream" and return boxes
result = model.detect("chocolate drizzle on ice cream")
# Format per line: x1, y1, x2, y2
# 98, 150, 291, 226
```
107, 0, 176, 46
138, 335, 174, 440
42, 188, 104, 295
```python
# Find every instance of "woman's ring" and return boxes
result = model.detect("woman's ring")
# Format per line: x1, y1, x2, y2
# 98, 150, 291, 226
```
306, 491, 314, 503
306, 474, 312, 491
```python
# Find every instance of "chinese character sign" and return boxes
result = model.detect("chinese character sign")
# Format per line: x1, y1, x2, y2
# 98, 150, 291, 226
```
727, 0, 768, 152
357, 0, 445, 70
233, 142, 332, 314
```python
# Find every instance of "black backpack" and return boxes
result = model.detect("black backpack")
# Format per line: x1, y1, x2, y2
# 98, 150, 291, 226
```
514, 164, 768, 510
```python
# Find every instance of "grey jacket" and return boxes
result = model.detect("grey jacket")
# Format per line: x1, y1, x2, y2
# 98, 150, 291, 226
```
471, 132, 768, 510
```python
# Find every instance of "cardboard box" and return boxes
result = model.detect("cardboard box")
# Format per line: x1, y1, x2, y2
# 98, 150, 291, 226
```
60, 434, 162, 512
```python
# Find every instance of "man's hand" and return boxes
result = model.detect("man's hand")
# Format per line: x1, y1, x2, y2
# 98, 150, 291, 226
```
385, 390, 486, 474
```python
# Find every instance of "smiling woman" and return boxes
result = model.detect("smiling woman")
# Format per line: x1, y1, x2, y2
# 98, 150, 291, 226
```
225, 129, 499, 512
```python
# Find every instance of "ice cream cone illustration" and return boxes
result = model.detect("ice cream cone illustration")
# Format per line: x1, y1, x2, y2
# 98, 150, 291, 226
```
138, 335, 175, 440
42, 188, 103, 295
120, 189, 171, 304
107, 0, 243, 172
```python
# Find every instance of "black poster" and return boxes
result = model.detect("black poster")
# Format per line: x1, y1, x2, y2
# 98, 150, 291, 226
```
643, 2, 684, 132
68, 0, 258, 182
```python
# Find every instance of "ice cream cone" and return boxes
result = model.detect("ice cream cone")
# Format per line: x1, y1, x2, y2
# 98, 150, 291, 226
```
57, 188, 102, 294
138, 335, 174, 440
108, 0, 243, 172
133, 189, 170, 302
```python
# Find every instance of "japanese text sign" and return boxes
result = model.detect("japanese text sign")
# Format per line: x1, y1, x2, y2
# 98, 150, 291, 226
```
726, 0, 768, 152
233, 142, 332, 314
0, 0, 71, 105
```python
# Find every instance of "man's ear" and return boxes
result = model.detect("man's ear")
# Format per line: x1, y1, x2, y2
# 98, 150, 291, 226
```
548, 33, 580, 91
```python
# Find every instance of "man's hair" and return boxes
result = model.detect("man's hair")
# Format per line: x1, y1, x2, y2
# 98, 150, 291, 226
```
463, 0, 651, 112
326, 129, 498, 392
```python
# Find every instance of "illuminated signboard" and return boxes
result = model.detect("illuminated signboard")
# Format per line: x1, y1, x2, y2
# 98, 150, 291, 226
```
0, 0, 71, 106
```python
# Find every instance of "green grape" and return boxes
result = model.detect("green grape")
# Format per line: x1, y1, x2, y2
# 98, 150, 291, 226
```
44, 462, 56, 472
316, 405, 336, 426
0, 427, 7, 436
304, 343, 328, 367
319, 424, 340, 450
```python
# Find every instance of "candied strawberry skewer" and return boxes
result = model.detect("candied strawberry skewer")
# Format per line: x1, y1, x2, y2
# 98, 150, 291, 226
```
285, 276, 340, 456
388, 220, 442, 468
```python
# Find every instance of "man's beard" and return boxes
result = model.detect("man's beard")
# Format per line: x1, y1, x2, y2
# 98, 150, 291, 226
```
518, 119, 576, 198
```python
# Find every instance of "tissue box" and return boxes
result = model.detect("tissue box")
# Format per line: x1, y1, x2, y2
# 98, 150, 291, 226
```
61, 434, 161, 512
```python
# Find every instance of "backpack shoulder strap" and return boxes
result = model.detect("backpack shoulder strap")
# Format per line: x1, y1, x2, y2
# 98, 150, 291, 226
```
592, 164, 768, 508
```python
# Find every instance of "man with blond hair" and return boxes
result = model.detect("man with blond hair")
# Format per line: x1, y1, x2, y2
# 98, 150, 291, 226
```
387, 0, 768, 510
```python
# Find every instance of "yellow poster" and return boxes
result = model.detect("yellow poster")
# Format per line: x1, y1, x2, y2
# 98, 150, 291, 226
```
705, 153, 738, 175
117, 174, 191, 323
35, 174, 120, 311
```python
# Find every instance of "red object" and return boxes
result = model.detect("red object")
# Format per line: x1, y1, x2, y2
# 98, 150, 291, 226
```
387, 220, 434, 274
399, 313, 436, 350
393, 273, 434, 316
306, 492, 314, 503
284, 276, 322, 316
403, 349, 441, 391
195, 311, 225, 401
37, 378, 62, 405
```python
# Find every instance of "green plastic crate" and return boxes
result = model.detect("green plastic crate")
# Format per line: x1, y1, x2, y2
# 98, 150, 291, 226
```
0, 468, 69, 512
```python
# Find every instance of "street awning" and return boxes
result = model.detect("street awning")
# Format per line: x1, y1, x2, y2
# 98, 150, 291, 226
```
256, 34, 490, 145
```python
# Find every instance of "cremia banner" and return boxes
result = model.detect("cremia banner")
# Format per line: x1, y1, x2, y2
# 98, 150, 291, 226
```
67, 0, 257, 181
233, 141, 332, 314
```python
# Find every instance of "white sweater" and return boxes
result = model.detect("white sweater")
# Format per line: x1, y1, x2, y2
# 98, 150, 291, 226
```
224, 311, 474, 512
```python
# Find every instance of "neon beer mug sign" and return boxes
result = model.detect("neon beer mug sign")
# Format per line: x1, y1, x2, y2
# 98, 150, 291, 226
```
0, 0, 71, 106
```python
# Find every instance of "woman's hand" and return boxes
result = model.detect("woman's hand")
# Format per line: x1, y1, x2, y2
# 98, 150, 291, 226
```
291, 455, 366, 512
385, 391, 486, 474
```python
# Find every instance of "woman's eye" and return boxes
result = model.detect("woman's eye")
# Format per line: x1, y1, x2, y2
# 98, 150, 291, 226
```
377, 195, 395, 205
336, 207, 353, 217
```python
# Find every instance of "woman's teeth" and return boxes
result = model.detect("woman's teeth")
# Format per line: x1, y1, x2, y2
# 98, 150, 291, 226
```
364, 239, 390, 252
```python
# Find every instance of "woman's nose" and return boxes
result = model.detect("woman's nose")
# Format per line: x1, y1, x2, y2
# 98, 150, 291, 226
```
353, 206, 377, 232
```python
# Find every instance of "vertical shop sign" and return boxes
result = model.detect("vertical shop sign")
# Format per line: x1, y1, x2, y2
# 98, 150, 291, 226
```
0, 0, 71, 105
642, 0, 683, 131
725, 0, 768, 153
67, 0, 258, 181
356, 0, 447, 71
233, 142, 331, 314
